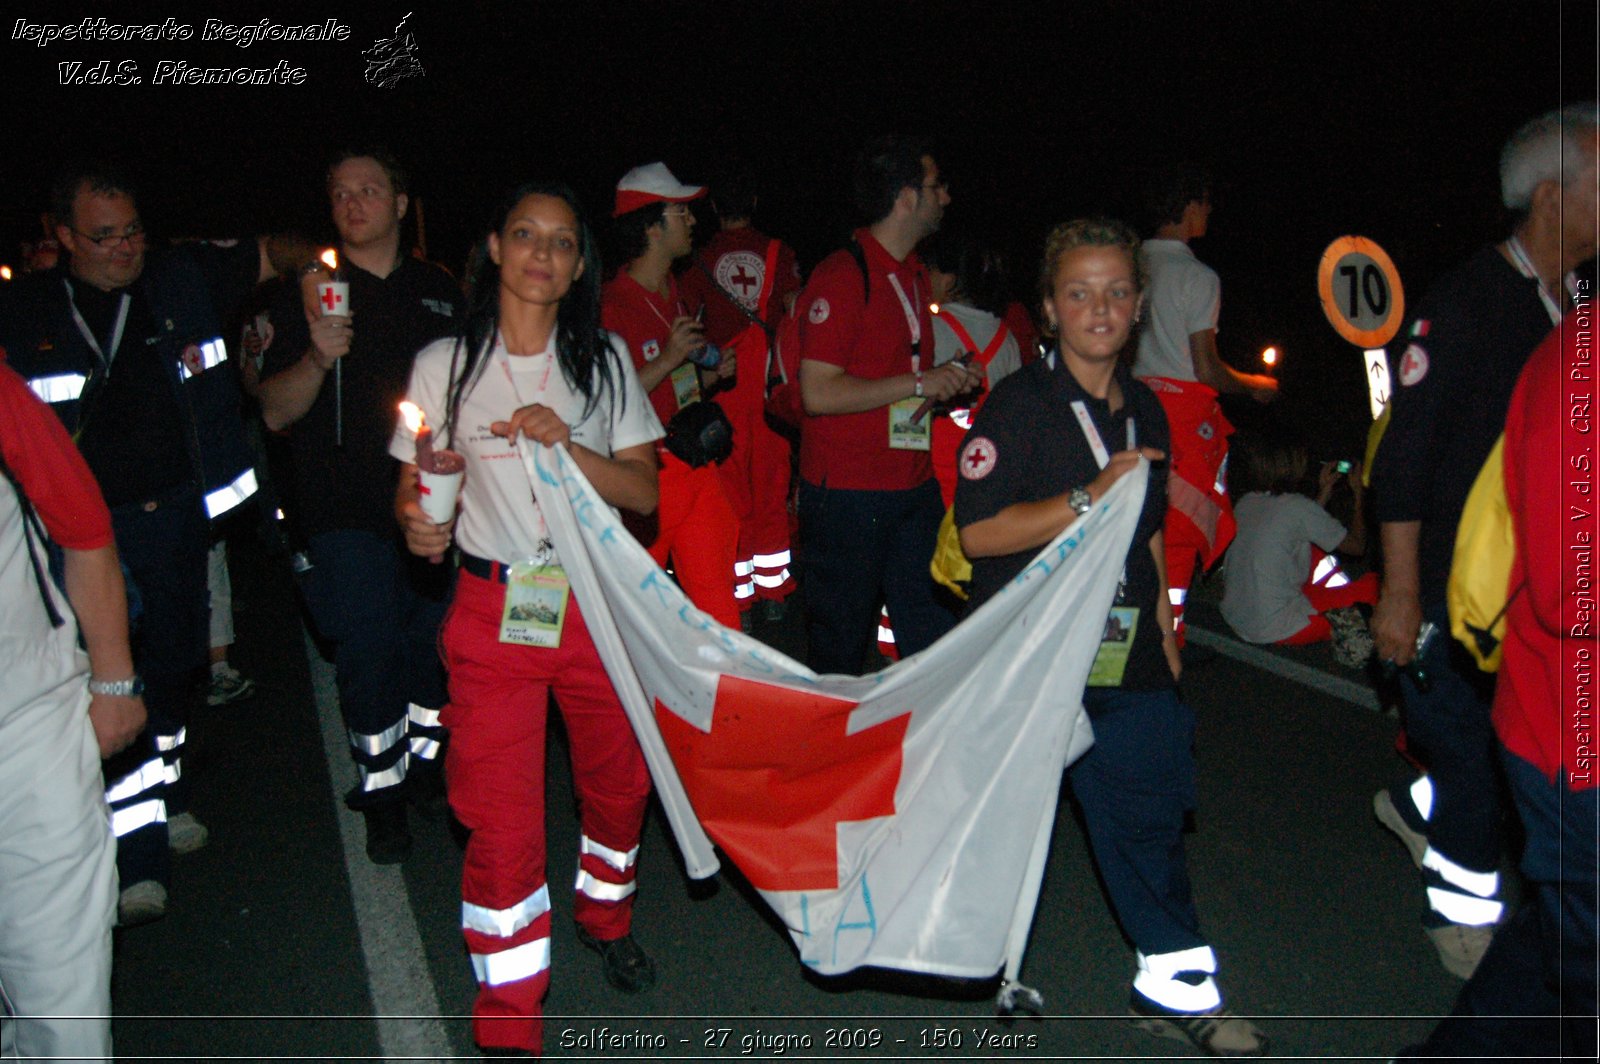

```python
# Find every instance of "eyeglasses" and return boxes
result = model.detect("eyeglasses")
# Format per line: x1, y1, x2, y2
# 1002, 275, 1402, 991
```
71, 225, 145, 248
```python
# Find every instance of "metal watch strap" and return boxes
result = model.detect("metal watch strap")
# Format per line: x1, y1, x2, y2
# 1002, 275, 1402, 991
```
88, 676, 143, 697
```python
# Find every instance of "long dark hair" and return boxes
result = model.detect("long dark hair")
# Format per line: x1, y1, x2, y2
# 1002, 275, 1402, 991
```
443, 181, 621, 448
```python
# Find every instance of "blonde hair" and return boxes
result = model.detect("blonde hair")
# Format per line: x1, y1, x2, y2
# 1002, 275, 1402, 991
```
1039, 218, 1145, 298
1038, 217, 1145, 335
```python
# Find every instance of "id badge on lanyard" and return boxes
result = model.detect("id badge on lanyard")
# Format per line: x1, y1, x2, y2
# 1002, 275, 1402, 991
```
886, 273, 931, 450
669, 363, 702, 410
499, 562, 571, 647
1071, 398, 1140, 685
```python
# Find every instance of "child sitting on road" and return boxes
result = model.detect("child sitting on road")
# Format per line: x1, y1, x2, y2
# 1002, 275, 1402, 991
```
1221, 431, 1376, 665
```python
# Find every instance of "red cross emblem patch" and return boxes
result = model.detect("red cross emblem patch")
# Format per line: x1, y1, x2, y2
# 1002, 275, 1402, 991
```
959, 436, 998, 479
1398, 343, 1429, 387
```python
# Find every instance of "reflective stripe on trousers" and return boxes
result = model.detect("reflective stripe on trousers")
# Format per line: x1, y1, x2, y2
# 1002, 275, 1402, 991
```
1133, 945, 1222, 1012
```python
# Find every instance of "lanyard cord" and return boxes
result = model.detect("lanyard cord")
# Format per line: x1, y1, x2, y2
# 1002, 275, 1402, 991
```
1505, 236, 1574, 326
885, 274, 923, 370
64, 279, 131, 369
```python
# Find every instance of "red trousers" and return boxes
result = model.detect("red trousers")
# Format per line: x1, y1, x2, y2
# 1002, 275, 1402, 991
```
715, 354, 796, 606
1146, 378, 1237, 646
642, 448, 742, 629
1277, 547, 1379, 646
441, 572, 652, 1055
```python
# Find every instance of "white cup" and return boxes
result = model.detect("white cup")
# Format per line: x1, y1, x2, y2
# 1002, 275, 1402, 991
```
316, 281, 350, 317
417, 468, 463, 524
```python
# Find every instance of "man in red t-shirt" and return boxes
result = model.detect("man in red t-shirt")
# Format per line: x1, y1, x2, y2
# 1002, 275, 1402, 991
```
681, 169, 803, 619
795, 136, 982, 674
601, 163, 741, 629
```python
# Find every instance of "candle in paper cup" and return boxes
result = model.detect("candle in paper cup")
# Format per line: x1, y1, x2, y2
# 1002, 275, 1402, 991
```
317, 280, 350, 317
400, 401, 465, 524
316, 248, 349, 317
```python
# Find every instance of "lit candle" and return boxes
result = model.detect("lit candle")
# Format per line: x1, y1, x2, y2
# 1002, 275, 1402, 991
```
317, 249, 349, 445
1261, 346, 1279, 377
399, 400, 433, 468
400, 400, 465, 525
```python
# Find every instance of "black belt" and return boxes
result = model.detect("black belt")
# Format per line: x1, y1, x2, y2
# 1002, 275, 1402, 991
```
459, 551, 512, 584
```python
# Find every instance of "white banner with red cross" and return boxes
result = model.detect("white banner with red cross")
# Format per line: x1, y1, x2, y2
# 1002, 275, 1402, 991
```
529, 443, 1145, 986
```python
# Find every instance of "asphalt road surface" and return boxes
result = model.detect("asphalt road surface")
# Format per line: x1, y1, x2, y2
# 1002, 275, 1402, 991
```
108, 535, 1475, 1062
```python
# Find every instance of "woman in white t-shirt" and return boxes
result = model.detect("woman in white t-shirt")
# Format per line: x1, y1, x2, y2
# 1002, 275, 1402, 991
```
1220, 432, 1376, 661
392, 182, 664, 1060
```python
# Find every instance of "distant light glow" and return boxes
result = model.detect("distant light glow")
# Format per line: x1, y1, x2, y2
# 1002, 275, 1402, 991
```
0, 266, 12, 281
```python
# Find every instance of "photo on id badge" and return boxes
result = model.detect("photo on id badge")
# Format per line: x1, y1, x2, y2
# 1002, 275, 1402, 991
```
500, 564, 570, 648
888, 398, 931, 450
1087, 606, 1140, 686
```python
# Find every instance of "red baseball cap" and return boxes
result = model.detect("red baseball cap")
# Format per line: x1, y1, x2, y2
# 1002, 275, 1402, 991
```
613, 162, 707, 217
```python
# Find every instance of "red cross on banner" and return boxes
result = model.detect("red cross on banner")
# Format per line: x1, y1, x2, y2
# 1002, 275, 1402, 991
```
655, 677, 907, 892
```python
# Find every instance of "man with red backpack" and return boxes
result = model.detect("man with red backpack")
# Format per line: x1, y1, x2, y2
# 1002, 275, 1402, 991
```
681, 168, 803, 624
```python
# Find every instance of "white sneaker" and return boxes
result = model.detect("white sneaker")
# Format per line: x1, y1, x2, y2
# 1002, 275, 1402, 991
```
167, 811, 210, 854
118, 880, 167, 927
207, 665, 257, 706
1428, 921, 1494, 980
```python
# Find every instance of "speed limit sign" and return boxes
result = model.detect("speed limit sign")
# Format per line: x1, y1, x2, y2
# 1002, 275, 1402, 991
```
1318, 236, 1405, 348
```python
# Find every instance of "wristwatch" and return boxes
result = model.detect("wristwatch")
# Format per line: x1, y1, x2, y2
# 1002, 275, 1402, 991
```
1068, 487, 1093, 516
88, 675, 144, 697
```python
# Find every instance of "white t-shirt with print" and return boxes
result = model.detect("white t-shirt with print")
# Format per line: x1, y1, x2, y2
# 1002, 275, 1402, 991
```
389, 332, 663, 566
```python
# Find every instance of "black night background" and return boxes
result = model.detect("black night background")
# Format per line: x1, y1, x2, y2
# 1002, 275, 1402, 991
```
1, 1, 1595, 459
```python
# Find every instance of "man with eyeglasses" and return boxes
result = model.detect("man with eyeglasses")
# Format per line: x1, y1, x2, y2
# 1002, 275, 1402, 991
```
258, 147, 461, 865
795, 134, 980, 675
0, 163, 318, 926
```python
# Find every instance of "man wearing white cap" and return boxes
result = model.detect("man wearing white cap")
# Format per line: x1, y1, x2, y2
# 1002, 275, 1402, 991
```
601, 163, 742, 631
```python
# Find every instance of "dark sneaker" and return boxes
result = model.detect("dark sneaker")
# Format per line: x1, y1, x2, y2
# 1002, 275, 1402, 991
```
362, 803, 412, 864
576, 927, 656, 993
207, 665, 257, 706
1130, 991, 1268, 1057
407, 758, 449, 819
